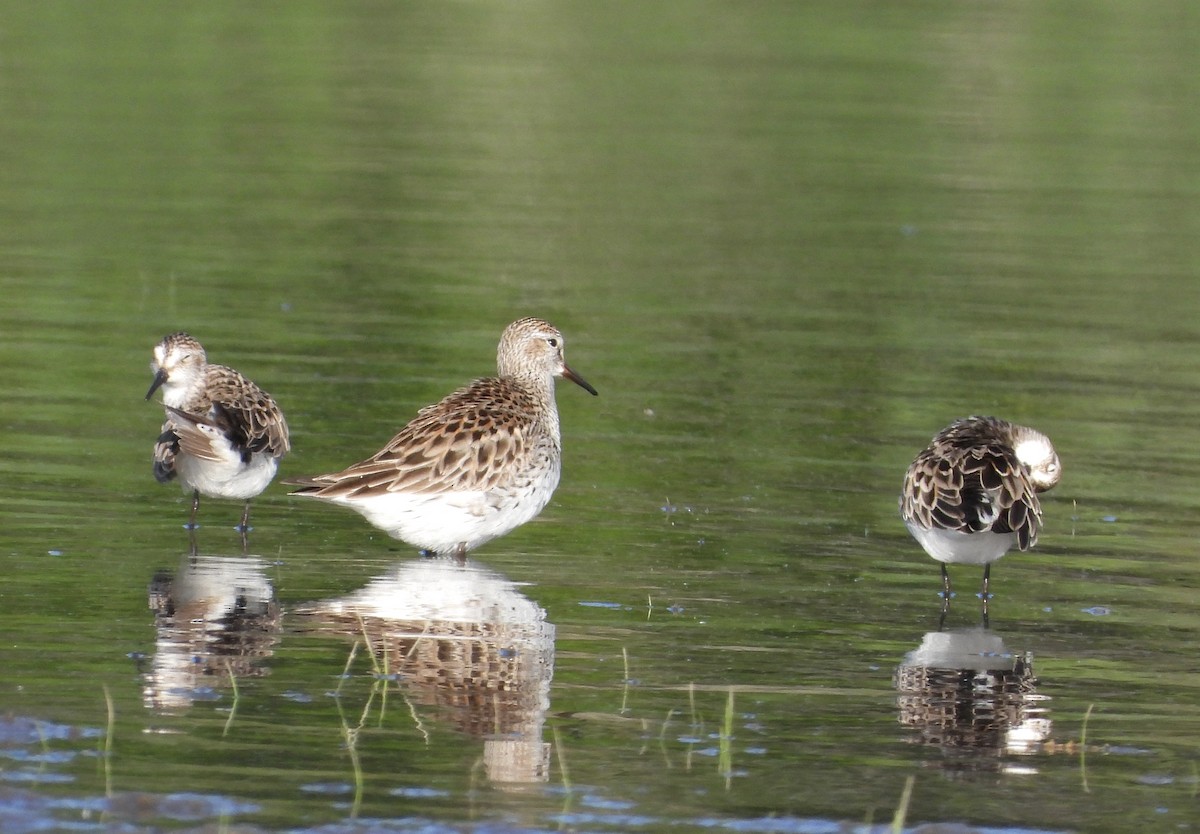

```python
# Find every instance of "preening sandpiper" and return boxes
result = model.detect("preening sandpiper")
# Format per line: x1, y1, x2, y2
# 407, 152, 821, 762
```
899, 415, 1061, 606
286, 317, 598, 560
146, 332, 290, 533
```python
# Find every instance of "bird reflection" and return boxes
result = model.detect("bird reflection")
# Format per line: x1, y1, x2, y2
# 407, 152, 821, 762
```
143, 550, 280, 713
295, 556, 555, 785
894, 627, 1051, 774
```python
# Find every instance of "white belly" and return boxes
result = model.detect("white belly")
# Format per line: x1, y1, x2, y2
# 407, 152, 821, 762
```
177, 451, 279, 501
904, 522, 1017, 566
330, 475, 559, 555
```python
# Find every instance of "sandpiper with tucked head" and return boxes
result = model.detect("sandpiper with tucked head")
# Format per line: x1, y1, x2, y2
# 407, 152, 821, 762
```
899, 416, 1061, 606
146, 332, 291, 533
286, 317, 598, 560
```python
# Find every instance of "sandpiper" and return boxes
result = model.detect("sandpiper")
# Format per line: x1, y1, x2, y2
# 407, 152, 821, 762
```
146, 332, 290, 532
286, 317, 598, 559
899, 416, 1061, 605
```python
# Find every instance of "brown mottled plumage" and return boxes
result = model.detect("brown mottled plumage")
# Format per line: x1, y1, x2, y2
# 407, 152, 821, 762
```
306, 377, 546, 497
900, 416, 1061, 607
147, 332, 290, 533
287, 317, 597, 559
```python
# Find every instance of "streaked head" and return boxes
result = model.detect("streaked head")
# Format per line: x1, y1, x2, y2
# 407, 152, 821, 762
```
1013, 427, 1061, 492
497, 317, 598, 396
146, 332, 207, 401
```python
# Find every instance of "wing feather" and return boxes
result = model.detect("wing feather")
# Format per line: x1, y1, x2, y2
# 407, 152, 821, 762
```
153, 424, 179, 483
900, 418, 1043, 550
200, 364, 290, 458
162, 406, 231, 463
290, 378, 541, 498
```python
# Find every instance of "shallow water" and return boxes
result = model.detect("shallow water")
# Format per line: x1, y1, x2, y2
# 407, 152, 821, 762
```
2, 2, 1200, 832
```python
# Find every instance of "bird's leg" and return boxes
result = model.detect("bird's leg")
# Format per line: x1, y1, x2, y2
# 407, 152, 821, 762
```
236, 502, 252, 534
453, 542, 467, 566
185, 490, 201, 530
980, 564, 991, 623
940, 564, 953, 600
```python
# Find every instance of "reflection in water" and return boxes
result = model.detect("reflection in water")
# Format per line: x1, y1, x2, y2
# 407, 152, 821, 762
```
296, 557, 555, 785
144, 551, 280, 713
894, 628, 1051, 774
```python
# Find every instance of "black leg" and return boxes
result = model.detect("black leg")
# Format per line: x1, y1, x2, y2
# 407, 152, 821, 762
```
980, 564, 991, 624
936, 564, 953, 628
186, 490, 201, 530
236, 502, 251, 534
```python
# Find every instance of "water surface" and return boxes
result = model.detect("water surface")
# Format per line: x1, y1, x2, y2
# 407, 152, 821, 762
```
1, 2, 1199, 832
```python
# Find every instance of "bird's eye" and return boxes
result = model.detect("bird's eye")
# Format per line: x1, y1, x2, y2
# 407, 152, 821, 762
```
547, 338, 559, 348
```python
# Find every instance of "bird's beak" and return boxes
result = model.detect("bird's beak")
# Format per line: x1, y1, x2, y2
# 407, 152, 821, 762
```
145, 368, 168, 401
562, 364, 598, 396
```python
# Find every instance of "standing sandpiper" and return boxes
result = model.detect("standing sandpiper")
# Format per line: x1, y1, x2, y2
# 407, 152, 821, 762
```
286, 317, 597, 560
146, 332, 290, 533
899, 416, 1061, 610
